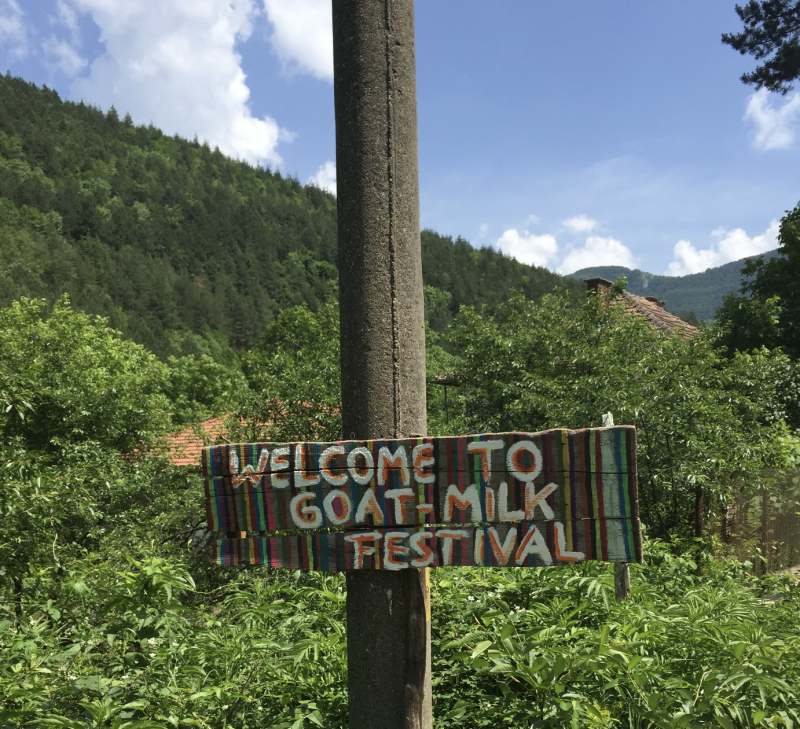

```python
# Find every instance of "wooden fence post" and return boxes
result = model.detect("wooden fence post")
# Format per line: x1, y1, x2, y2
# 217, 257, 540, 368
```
603, 412, 631, 602
332, 1, 432, 727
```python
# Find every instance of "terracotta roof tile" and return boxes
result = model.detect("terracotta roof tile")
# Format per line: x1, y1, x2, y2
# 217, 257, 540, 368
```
166, 417, 231, 467
584, 278, 698, 338
619, 291, 698, 338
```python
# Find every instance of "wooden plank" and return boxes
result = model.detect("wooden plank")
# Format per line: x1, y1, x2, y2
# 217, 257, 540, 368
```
204, 474, 637, 530
213, 519, 642, 570
202, 426, 638, 531
614, 562, 631, 601
201, 427, 636, 479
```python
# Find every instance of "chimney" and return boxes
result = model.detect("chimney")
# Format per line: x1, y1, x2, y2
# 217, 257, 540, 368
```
584, 278, 613, 295
644, 296, 666, 308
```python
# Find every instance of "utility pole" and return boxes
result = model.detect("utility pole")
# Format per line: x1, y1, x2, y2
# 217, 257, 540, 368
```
332, 1, 432, 728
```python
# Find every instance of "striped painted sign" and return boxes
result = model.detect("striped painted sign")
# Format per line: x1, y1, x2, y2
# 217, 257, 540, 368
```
203, 426, 642, 570
214, 520, 640, 569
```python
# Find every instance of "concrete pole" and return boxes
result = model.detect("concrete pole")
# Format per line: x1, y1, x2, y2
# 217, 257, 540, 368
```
332, 1, 432, 728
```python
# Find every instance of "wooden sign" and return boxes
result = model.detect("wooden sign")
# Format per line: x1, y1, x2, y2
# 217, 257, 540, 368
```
202, 426, 642, 570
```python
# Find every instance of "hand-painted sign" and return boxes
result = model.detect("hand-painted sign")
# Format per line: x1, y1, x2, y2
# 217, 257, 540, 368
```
203, 426, 642, 570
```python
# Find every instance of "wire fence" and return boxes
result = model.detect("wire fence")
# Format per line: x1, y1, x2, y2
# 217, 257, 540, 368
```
722, 469, 800, 573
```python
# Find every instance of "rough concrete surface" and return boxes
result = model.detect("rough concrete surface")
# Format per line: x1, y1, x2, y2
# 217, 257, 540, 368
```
332, 1, 432, 728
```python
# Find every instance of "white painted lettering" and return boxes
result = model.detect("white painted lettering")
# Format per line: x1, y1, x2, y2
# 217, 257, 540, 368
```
378, 446, 410, 486
515, 525, 553, 565
410, 531, 435, 567
554, 521, 584, 562
345, 532, 383, 569
294, 444, 320, 488
412, 443, 435, 483
437, 529, 468, 566
384, 532, 410, 570
355, 488, 385, 524
444, 484, 482, 522
384, 488, 414, 524
498, 482, 525, 521
488, 527, 517, 565
467, 439, 504, 481
322, 489, 353, 526
524, 482, 556, 520
506, 440, 542, 483
319, 445, 347, 486
290, 492, 322, 529
270, 446, 290, 488
347, 447, 374, 485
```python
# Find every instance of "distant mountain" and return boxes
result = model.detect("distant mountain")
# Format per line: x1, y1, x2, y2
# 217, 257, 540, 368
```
567, 251, 780, 321
0, 74, 581, 362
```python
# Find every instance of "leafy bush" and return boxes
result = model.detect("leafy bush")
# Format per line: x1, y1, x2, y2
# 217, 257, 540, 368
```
430, 544, 800, 728
2, 294, 799, 729
448, 289, 791, 539
0, 297, 171, 452
2, 546, 798, 728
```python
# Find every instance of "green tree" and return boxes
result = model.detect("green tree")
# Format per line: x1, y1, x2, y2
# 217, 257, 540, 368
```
0, 296, 171, 452
448, 289, 789, 539
715, 293, 783, 355
739, 201, 800, 357
0, 297, 183, 604
232, 303, 343, 443
722, 0, 800, 93
166, 354, 247, 426
715, 202, 799, 358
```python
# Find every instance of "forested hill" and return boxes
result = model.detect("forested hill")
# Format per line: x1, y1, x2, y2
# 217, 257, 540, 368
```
567, 251, 780, 322
0, 74, 581, 362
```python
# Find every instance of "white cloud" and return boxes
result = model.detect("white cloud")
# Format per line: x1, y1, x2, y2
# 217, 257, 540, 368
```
263, 0, 332, 81
67, 0, 290, 166
0, 0, 28, 63
666, 220, 779, 276
478, 223, 488, 238
496, 228, 558, 267
54, 0, 81, 37
308, 160, 336, 194
45, 37, 87, 75
558, 235, 637, 275
562, 214, 597, 233
745, 88, 800, 150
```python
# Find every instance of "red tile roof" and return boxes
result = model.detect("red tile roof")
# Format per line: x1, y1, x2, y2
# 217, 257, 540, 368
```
620, 291, 698, 338
166, 417, 232, 467
586, 278, 698, 338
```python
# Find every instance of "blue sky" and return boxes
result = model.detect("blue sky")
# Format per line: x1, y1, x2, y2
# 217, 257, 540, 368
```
2, 0, 799, 275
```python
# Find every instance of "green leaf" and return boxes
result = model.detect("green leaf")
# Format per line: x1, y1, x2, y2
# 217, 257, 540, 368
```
471, 641, 492, 659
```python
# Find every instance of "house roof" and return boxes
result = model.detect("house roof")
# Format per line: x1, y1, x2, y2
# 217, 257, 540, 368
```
620, 291, 698, 338
586, 278, 698, 339
431, 280, 699, 388
166, 416, 231, 467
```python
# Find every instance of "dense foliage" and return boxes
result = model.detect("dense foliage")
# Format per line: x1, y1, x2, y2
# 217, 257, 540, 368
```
2, 72, 799, 729
448, 289, 792, 539
0, 74, 338, 361
722, 0, 800, 94
3, 541, 799, 728
226, 301, 458, 443
0, 74, 578, 364
722, 202, 800, 360
1, 293, 799, 728
714, 203, 800, 433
